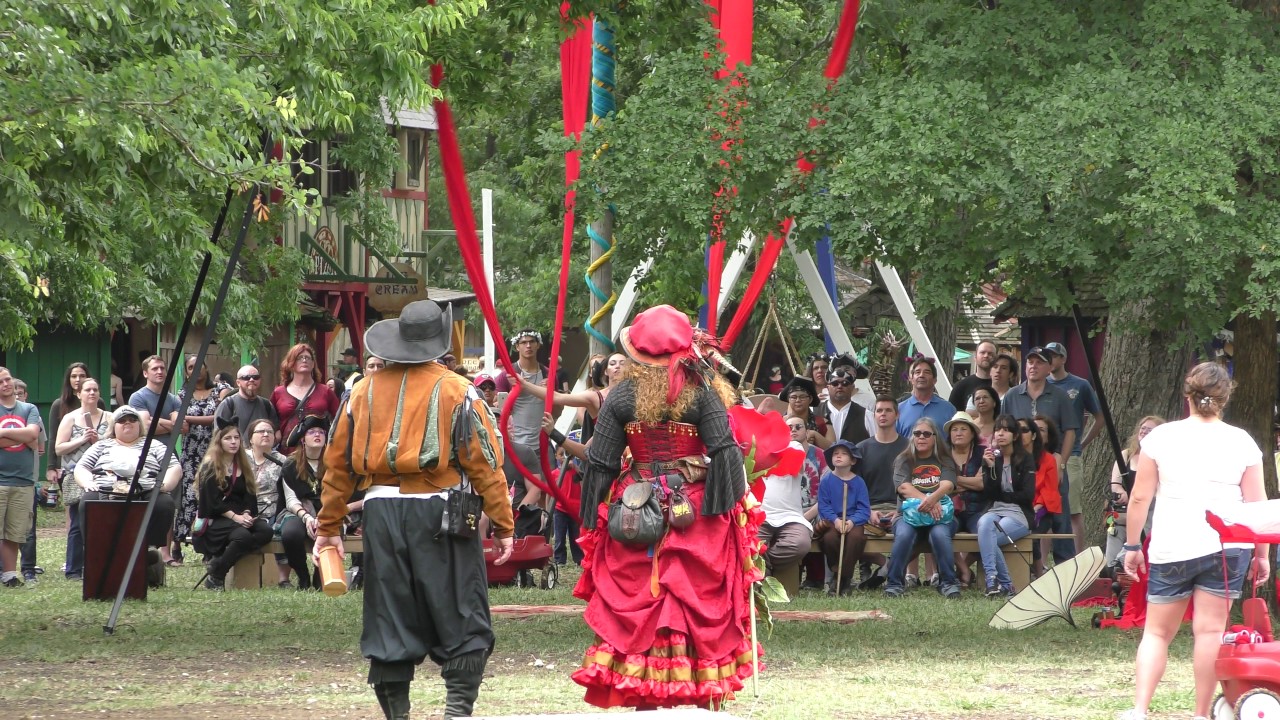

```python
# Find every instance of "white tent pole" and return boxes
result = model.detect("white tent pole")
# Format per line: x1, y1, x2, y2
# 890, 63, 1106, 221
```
554, 259, 653, 434
482, 188, 496, 373
874, 260, 951, 398
787, 237, 854, 355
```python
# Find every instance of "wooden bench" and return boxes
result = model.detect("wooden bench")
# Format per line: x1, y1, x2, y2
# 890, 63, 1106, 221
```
771, 532, 1075, 597
227, 536, 364, 589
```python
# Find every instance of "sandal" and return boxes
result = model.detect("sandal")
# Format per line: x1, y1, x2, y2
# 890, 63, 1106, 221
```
164, 559, 184, 568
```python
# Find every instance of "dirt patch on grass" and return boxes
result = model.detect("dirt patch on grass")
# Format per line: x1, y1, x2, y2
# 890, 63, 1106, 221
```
5, 650, 386, 719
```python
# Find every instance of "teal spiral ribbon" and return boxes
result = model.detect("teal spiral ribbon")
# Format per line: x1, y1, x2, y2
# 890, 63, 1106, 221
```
583, 18, 617, 350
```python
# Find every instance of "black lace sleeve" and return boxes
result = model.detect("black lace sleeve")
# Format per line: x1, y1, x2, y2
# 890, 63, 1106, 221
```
691, 387, 746, 516
580, 381, 635, 528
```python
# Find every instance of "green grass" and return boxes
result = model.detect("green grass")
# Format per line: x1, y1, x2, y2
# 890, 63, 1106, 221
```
1, 515, 1201, 720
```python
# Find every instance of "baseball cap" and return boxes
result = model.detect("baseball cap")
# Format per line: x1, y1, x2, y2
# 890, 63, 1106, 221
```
114, 406, 142, 422
473, 373, 496, 389
1025, 346, 1052, 363
1043, 342, 1067, 358
341, 347, 358, 358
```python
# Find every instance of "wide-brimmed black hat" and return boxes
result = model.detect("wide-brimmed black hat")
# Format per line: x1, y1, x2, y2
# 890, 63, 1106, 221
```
779, 376, 818, 402
829, 352, 870, 380
286, 414, 332, 448
364, 300, 453, 365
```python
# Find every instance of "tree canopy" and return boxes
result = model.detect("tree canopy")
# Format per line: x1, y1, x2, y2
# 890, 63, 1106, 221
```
804, 0, 1280, 342
561, 0, 1280, 343
11, 0, 1280, 358
1, 0, 485, 349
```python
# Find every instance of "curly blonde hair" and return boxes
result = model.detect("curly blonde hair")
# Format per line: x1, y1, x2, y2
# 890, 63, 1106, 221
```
628, 364, 740, 423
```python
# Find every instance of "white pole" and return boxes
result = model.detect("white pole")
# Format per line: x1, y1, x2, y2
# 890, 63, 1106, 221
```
715, 229, 757, 319
788, 239, 883, 399
873, 260, 951, 398
553, 258, 653, 435
786, 238, 854, 355
482, 188, 495, 373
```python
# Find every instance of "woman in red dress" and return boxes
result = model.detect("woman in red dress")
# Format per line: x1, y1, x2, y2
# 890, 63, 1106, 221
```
270, 343, 340, 455
573, 305, 760, 709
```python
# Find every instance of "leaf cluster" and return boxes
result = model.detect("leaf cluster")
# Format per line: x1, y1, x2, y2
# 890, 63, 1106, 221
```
462, 0, 1280, 346
793, 0, 1280, 340
1, 0, 485, 350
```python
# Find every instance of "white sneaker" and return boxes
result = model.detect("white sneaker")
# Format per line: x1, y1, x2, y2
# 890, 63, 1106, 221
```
905, 573, 920, 588
1116, 710, 1146, 720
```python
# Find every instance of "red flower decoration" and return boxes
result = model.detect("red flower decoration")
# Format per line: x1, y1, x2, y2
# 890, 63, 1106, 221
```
727, 406, 806, 484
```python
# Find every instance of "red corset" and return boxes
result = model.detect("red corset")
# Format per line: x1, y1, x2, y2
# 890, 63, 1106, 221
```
624, 422, 706, 467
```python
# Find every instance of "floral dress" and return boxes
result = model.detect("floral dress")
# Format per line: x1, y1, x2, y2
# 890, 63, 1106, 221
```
175, 382, 230, 539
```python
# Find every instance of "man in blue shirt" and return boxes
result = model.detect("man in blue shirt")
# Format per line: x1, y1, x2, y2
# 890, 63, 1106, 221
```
128, 355, 180, 448
1044, 341, 1101, 559
896, 357, 957, 437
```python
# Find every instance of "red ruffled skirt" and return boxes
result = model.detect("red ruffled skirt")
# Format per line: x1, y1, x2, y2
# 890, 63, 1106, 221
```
572, 479, 765, 708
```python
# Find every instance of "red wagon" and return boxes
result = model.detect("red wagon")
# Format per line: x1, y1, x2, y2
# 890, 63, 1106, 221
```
483, 536, 559, 590
1205, 502, 1280, 719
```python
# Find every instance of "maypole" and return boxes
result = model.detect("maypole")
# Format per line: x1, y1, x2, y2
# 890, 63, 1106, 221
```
584, 18, 618, 355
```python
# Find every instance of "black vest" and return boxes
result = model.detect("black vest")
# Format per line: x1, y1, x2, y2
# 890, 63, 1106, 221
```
816, 401, 870, 444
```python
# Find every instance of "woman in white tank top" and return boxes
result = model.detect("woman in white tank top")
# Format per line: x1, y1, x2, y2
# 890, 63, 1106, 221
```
1118, 362, 1271, 720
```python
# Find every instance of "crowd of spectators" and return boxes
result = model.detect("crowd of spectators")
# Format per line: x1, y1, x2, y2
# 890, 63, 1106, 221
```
0, 344, 413, 590
755, 339, 1118, 599
0, 333, 1238, 610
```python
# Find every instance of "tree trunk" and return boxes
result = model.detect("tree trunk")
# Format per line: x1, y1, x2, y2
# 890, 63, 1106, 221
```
922, 297, 959, 390
1080, 297, 1196, 549
1227, 310, 1279, 499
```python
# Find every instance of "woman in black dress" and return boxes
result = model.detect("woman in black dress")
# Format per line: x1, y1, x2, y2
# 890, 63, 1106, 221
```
195, 418, 271, 590
277, 414, 330, 590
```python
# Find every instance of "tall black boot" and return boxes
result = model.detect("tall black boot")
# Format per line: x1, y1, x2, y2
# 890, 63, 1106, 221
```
371, 681, 410, 720
441, 651, 486, 720
369, 660, 414, 720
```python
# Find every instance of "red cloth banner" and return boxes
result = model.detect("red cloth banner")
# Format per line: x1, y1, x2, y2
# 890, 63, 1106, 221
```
722, 0, 860, 349
704, 0, 753, 335
824, 0, 861, 81
721, 219, 789, 348
546, 5, 594, 466
430, 61, 569, 507
708, 0, 754, 81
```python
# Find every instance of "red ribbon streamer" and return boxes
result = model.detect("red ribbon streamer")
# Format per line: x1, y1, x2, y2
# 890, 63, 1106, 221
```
706, 240, 726, 334
720, 0, 860, 349
721, 219, 790, 348
824, 0, 861, 81
704, 0, 753, 334
536, 5, 593, 495
430, 60, 570, 508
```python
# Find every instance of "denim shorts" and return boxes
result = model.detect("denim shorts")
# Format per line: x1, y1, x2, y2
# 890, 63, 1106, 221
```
1147, 548, 1252, 603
